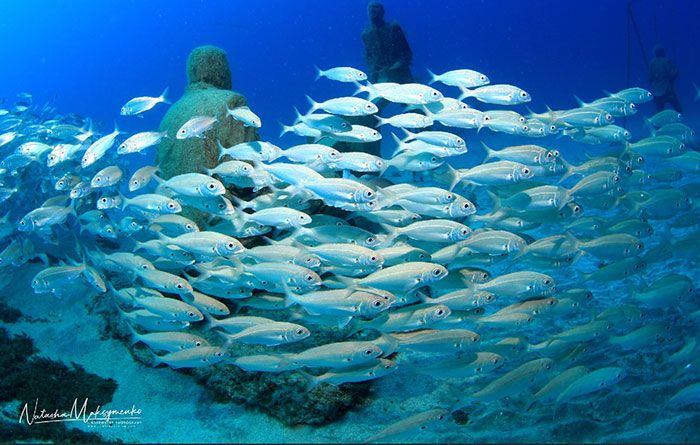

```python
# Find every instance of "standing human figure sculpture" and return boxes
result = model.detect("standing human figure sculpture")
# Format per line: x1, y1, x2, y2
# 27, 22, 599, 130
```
362, 1, 413, 84
649, 45, 682, 113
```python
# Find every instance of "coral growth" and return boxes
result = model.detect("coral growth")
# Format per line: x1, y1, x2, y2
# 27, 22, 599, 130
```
0, 327, 119, 443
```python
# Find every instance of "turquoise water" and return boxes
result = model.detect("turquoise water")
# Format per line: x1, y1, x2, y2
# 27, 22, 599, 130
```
1, 1, 700, 444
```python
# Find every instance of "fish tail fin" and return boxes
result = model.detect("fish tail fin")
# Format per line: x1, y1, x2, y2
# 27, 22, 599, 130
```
279, 122, 293, 137
427, 68, 438, 85
389, 132, 406, 158
379, 223, 400, 244
458, 87, 474, 101
355, 81, 377, 101
201, 310, 218, 332
281, 282, 297, 308
299, 370, 320, 391
314, 65, 324, 81
642, 116, 655, 131
293, 106, 303, 124
217, 139, 231, 161
352, 81, 365, 97
374, 115, 386, 127
125, 322, 141, 346
481, 141, 496, 161
230, 194, 252, 211
558, 157, 576, 183
446, 164, 460, 192
159, 87, 171, 105
151, 351, 164, 368
305, 95, 319, 114
400, 127, 416, 142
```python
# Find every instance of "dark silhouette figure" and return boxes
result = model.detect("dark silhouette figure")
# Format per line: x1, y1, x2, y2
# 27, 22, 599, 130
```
649, 45, 682, 112
362, 2, 413, 84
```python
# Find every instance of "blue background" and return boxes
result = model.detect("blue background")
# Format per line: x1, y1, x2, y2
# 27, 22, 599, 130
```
1, 0, 698, 142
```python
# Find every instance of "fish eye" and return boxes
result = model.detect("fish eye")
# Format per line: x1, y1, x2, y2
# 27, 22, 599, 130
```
432, 268, 442, 276
372, 300, 383, 307
522, 167, 530, 175
218, 203, 225, 209
367, 237, 375, 244
167, 203, 175, 209
431, 156, 438, 162
95, 177, 101, 182
208, 183, 216, 189
364, 190, 374, 198
295, 328, 305, 335
305, 274, 314, 281
522, 125, 529, 131
370, 255, 378, 262
364, 348, 374, 355
176, 284, 184, 289
483, 115, 491, 121
185, 224, 193, 230
545, 364, 552, 370
418, 253, 426, 259
179, 129, 186, 135
630, 103, 636, 109
544, 279, 552, 285
462, 202, 471, 209
436, 308, 445, 316
227, 242, 235, 249
461, 229, 469, 236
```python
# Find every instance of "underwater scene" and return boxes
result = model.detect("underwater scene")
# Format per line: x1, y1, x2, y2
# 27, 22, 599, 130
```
1, 0, 700, 443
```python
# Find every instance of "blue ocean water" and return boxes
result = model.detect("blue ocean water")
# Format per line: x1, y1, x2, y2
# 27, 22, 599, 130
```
1, 0, 699, 443
2, 0, 699, 139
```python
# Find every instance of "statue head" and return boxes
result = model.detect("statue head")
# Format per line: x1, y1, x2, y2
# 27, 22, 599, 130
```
368, 1, 385, 25
654, 45, 665, 58
187, 45, 232, 90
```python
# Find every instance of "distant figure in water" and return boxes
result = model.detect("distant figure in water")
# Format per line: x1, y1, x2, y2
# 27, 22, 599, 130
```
649, 45, 682, 112
362, 1, 413, 84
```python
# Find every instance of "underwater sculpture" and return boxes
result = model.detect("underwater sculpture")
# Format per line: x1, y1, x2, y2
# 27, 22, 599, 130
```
2, 45, 700, 442
334, 2, 416, 157
156, 45, 259, 180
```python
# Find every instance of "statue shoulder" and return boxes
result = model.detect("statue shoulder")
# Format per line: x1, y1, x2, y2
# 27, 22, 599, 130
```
388, 21, 405, 33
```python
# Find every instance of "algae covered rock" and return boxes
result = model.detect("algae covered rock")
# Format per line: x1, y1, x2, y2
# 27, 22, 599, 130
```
194, 365, 371, 426
156, 45, 259, 180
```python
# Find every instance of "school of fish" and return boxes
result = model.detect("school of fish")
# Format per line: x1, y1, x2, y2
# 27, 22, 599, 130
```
1, 65, 699, 442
